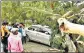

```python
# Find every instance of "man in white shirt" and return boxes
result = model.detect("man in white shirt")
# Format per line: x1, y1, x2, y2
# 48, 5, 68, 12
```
22, 25, 27, 44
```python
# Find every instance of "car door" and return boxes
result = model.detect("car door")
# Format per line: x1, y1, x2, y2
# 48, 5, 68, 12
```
36, 29, 51, 45
26, 27, 38, 40
31, 27, 41, 41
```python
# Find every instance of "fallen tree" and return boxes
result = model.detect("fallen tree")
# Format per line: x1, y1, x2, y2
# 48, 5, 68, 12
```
57, 18, 84, 52
57, 18, 84, 36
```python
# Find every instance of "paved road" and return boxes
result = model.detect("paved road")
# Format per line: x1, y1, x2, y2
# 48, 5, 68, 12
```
23, 41, 52, 52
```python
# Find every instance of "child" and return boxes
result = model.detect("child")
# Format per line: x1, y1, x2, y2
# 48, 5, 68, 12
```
8, 28, 23, 52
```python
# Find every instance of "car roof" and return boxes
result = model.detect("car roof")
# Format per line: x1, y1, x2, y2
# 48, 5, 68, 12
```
31, 25, 43, 28
31, 25, 52, 33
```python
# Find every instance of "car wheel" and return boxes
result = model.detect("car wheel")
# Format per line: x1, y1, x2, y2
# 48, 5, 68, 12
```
26, 34, 30, 42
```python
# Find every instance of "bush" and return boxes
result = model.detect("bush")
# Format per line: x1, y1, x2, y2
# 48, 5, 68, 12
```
52, 34, 65, 50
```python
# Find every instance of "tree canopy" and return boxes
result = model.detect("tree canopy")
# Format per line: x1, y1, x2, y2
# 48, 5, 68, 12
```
2, 1, 81, 29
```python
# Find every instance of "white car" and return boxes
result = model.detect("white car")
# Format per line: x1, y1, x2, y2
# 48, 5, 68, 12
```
25, 25, 52, 46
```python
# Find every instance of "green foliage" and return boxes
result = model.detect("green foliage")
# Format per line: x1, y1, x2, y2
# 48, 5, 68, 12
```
2, 1, 79, 24
79, 36, 84, 41
52, 35, 64, 49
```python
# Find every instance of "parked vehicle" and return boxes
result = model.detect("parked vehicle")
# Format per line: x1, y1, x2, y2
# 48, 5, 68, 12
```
25, 25, 52, 46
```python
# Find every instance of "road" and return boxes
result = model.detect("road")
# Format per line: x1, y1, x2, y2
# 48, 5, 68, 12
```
1, 41, 61, 52
23, 41, 52, 52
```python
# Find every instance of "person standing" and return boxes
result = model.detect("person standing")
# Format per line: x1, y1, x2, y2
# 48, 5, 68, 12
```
8, 28, 23, 52
6, 24, 12, 32
1, 21, 10, 53
22, 25, 27, 44
18, 23, 24, 44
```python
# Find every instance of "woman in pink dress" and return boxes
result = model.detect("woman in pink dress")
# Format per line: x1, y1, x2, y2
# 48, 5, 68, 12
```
8, 28, 23, 53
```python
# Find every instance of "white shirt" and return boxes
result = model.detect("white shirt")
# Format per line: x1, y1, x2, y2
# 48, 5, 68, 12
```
18, 32, 22, 38
22, 28, 26, 36
6, 26, 12, 30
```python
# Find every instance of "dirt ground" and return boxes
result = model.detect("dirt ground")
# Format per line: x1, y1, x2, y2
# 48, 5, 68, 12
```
23, 41, 52, 52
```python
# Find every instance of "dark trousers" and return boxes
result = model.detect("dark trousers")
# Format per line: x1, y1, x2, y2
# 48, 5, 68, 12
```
22, 36, 26, 44
3, 43, 8, 53
1, 37, 8, 53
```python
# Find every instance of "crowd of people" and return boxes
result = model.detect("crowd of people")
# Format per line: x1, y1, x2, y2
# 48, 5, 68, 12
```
1, 21, 27, 53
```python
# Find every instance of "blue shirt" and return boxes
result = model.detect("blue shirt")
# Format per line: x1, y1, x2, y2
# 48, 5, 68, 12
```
18, 28, 23, 36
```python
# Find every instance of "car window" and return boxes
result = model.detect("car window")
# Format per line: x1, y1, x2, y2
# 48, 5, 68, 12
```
37, 28, 50, 35
28, 27, 32, 30
28, 27, 35, 31
28, 26, 39, 31
39, 30, 45, 33
28, 25, 51, 35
